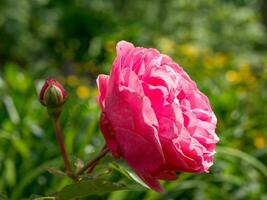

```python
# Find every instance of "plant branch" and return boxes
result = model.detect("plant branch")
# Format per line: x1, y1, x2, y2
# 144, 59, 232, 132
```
52, 117, 77, 181
76, 145, 109, 177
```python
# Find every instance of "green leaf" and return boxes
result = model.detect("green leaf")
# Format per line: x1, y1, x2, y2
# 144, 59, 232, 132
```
11, 157, 63, 200
4, 63, 31, 92
57, 179, 127, 200
5, 158, 16, 187
110, 163, 149, 190
12, 137, 30, 159
33, 197, 56, 200
110, 163, 132, 180
3, 96, 20, 124
0, 75, 6, 91
217, 147, 267, 178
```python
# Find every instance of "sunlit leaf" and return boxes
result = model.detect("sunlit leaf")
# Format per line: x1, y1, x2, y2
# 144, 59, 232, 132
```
5, 158, 16, 187
110, 163, 149, 189
3, 96, 20, 124
11, 137, 30, 159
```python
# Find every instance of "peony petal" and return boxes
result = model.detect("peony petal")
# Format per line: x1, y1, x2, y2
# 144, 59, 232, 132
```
116, 41, 135, 57
160, 137, 198, 172
142, 82, 167, 112
99, 112, 120, 158
105, 86, 135, 130
136, 171, 163, 193
116, 128, 164, 172
104, 83, 165, 170
120, 67, 143, 94
152, 170, 177, 181
96, 74, 109, 109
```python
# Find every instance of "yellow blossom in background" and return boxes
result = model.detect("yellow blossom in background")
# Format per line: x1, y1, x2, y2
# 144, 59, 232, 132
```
214, 53, 227, 68
254, 136, 267, 149
157, 37, 176, 54
239, 63, 256, 85
67, 75, 78, 86
179, 44, 199, 59
203, 55, 213, 69
245, 75, 256, 85
203, 52, 227, 69
239, 63, 250, 70
226, 70, 241, 84
76, 85, 90, 99
226, 63, 257, 85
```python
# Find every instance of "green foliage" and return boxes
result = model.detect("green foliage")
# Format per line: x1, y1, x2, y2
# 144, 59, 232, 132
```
0, 0, 267, 199
58, 179, 127, 200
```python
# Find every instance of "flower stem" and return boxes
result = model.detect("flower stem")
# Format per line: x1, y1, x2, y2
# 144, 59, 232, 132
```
76, 145, 109, 177
52, 117, 77, 181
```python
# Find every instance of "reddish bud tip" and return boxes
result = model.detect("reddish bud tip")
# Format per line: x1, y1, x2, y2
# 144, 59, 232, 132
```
39, 78, 68, 108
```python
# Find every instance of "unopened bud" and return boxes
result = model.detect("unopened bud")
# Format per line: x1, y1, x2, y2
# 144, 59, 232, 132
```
39, 78, 68, 117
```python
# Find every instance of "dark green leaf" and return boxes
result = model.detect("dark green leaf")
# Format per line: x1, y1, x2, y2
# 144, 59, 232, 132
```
58, 179, 127, 200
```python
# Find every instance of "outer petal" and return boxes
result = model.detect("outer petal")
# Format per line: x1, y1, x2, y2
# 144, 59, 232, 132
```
112, 41, 135, 77
136, 172, 163, 193
115, 128, 163, 172
152, 170, 177, 181
104, 83, 165, 172
102, 63, 165, 172
96, 74, 109, 109
99, 112, 120, 158
116, 41, 135, 58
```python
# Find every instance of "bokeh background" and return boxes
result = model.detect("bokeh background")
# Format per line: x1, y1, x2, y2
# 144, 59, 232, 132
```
0, 0, 267, 199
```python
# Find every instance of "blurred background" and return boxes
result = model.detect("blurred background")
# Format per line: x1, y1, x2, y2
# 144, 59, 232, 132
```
0, 0, 267, 199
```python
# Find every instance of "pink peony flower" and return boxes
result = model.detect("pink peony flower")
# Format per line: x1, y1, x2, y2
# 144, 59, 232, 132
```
97, 41, 219, 192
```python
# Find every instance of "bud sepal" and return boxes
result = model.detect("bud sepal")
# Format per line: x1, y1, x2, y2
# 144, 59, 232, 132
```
39, 78, 68, 118
39, 78, 68, 107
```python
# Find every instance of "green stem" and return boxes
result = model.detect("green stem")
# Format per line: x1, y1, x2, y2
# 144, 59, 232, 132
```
52, 117, 77, 181
76, 145, 109, 177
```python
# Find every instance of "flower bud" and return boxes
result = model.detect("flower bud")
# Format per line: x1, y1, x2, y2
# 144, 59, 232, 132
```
39, 78, 68, 107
